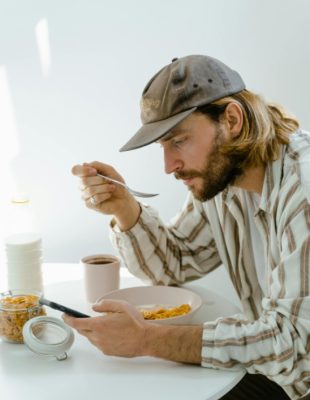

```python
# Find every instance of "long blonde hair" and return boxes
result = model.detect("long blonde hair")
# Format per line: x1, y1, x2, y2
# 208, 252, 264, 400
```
198, 90, 299, 167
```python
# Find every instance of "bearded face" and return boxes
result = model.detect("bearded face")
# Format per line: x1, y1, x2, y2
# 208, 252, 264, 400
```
174, 125, 246, 201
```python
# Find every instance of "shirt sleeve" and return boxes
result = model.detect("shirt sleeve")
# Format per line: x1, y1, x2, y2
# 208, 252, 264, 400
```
201, 191, 310, 394
110, 193, 222, 285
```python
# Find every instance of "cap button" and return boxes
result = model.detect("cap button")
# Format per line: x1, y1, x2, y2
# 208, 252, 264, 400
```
171, 57, 178, 62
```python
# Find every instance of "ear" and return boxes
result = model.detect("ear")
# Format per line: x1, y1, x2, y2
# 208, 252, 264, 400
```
223, 102, 243, 139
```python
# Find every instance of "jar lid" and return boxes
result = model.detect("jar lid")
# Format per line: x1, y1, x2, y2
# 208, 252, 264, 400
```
22, 316, 74, 361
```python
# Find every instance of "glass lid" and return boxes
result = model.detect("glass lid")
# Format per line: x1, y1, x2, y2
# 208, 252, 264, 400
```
23, 316, 74, 361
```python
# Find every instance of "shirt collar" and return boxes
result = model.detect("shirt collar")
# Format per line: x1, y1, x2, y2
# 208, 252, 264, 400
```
221, 144, 286, 215
259, 145, 285, 214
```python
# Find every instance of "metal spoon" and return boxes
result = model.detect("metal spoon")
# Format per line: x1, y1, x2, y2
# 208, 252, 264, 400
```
97, 173, 158, 198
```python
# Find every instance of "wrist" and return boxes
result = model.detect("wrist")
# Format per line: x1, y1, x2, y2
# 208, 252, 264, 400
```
141, 322, 160, 357
114, 198, 141, 231
142, 322, 203, 364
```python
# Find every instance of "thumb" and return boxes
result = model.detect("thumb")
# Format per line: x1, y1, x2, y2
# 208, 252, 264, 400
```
71, 163, 97, 177
92, 299, 129, 313
86, 161, 115, 176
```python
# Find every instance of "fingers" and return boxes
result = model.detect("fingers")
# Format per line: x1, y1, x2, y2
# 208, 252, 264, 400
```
63, 302, 147, 357
72, 162, 121, 195
72, 163, 118, 208
92, 300, 142, 320
72, 161, 117, 177
85, 194, 111, 209
62, 303, 126, 330
81, 181, 116, 209
71, 164, 97, 177
84, 161, 118, 178
81, 182, 115, 202
62, 313, 93, 332
71, 162, 113, 178
72, 162, 124, 183
79, 176, 103, 188
72, 161, 131, 216
92, 299, 128, 313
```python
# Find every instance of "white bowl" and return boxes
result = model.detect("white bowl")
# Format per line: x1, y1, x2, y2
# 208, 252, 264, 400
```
97, 286, 202, 325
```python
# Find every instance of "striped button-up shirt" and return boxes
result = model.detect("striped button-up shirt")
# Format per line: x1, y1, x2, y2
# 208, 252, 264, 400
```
111, 129, 310, 399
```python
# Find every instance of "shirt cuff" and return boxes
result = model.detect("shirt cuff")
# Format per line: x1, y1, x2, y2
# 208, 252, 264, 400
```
201, 321, 217, 368
109, 203, 157, 235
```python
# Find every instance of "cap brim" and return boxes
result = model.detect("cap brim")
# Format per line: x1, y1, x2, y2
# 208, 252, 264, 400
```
120, 107, 197, 152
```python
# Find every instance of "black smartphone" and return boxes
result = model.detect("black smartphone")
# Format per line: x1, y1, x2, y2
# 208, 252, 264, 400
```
39, 298, 90, 318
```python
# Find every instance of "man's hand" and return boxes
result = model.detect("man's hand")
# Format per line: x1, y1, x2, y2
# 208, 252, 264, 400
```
63, 299, 203, 364
63, 300, 149, 358
71, 161, 141, 231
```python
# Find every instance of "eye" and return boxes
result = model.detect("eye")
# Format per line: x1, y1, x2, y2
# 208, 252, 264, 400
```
172, 137, 186, 148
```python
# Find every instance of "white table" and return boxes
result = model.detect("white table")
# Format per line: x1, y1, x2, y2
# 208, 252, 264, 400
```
0, 263, 245, 400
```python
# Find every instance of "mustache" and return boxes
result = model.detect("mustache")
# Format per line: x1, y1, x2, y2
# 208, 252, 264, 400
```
174, 171, 202, 180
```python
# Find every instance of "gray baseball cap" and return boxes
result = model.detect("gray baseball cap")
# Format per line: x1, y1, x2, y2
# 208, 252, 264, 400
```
120, 55, 245, 152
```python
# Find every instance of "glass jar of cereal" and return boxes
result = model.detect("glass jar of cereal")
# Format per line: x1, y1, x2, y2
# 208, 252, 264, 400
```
0, 290, 46, 343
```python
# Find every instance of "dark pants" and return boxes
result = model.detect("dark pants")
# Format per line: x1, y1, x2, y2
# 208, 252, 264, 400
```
220, 373, 292, 399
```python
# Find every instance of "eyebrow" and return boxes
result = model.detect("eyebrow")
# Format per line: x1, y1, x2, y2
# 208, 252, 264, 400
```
158, 128, 191, 143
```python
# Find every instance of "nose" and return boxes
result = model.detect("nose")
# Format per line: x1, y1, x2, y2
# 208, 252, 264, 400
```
163, 147, 183, 175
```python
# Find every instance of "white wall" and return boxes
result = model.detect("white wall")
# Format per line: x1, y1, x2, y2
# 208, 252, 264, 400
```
1, 0, 310, 265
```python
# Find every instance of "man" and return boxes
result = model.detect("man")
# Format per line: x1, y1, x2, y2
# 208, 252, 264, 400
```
68, 55, 310, 399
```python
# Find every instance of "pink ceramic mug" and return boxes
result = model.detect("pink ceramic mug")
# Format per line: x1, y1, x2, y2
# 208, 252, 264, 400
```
80, 254, 121, 303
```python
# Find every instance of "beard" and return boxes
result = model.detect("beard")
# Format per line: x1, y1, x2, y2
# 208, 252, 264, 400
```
174, 127, 247, 202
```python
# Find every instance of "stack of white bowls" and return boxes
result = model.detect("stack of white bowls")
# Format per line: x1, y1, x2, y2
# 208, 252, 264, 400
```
5, 232, 43, 293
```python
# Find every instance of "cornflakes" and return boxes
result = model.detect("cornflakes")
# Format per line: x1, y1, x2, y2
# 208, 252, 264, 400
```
141, 303, 191, 320
0, 294, 45, 343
